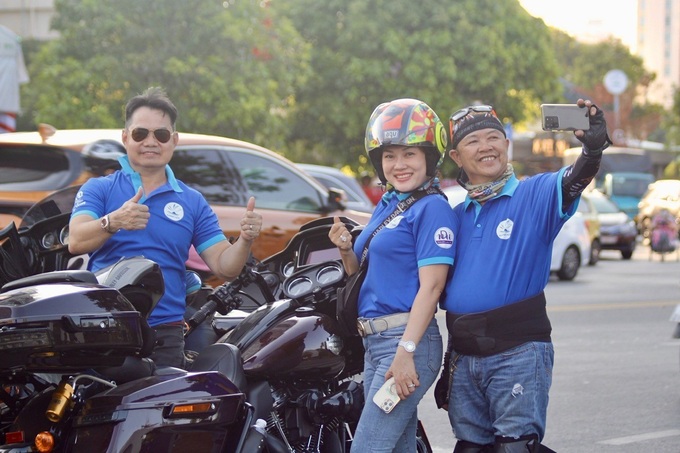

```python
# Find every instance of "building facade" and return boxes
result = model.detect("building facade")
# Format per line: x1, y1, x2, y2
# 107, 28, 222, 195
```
637, 0, 680, 107
0, 0, 57, 41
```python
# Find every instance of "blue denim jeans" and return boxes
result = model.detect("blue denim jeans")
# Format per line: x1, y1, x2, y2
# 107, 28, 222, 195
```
351, 319, 442, 452
448, 341, 554, 445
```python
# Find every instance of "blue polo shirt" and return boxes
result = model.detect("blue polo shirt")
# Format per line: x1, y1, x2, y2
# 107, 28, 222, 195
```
355, 191, 456, 318
71, 156, 226, 326
441, 170, 576, 314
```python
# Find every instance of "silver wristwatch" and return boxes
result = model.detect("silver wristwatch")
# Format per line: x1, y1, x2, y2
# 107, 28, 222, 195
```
398, 340, 416, 353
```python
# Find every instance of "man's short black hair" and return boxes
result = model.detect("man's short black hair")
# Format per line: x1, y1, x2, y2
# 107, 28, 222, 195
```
124, 86, 178, 129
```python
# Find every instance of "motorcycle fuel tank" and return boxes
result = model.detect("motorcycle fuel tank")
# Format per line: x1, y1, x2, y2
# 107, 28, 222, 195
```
225, 302, 347, 380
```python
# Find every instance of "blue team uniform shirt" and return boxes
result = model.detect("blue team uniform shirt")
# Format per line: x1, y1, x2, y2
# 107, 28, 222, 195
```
441, 170, 577, 314
71, 156, 226, 326
354, 191, 457, 319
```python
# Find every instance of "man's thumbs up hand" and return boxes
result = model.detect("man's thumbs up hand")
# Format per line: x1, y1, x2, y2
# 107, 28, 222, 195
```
240, 196, 262, 242
112, 186, 150, 231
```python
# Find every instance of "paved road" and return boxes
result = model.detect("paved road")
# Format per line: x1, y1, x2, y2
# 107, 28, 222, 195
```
419, 245, 680, 453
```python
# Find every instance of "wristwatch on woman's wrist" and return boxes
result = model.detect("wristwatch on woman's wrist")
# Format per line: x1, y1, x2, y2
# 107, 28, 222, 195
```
398, 340, 416, 353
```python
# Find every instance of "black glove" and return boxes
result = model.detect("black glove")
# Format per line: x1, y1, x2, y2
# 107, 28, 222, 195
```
576, 103, 612, 154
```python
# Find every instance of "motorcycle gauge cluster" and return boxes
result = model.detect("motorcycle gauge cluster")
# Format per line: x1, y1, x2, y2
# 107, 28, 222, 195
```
38, 225, 69, 250
283, 261, 344, 301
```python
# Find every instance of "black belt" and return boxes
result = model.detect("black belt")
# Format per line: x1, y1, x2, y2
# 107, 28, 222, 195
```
446, 292, 551, 357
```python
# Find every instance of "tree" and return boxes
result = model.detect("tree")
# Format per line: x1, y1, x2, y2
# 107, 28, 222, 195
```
550, 30, 660, 141
275, 0, 561, 170
20, 0, 310, 150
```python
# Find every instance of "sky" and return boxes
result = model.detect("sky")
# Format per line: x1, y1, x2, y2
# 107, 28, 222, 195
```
518, 0, 637, 51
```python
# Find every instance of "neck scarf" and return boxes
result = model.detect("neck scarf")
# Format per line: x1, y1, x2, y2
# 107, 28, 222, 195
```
458, 164, 514, 203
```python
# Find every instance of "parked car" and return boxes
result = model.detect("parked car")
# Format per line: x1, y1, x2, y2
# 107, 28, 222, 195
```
0, 128, 372, 263
583, 190, 637, 259
576, 192, 602, 265
296, 163, 375, 213
636, 179, 680, 241
442, 184, 591, 281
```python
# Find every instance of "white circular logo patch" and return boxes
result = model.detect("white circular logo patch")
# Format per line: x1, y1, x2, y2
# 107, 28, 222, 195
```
496, 218, 513, 240
164, 202, 184, 221
434, 227, 454, 249
386, 215, 404, 229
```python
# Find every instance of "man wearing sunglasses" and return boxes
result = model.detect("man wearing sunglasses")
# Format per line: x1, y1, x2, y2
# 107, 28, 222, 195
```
439, 100, 610, 452
68, 87, 262, 369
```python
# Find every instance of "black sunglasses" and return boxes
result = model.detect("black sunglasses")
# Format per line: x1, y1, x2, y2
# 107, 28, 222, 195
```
450, 105, 495, 123
129, 127, 173, 143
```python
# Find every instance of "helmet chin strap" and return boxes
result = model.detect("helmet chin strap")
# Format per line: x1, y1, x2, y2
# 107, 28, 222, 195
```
386, 177, 440, 198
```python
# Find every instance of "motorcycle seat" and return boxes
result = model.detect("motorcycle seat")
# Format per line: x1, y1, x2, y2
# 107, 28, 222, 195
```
189, 342, 247, 391
95, 356, 156, 384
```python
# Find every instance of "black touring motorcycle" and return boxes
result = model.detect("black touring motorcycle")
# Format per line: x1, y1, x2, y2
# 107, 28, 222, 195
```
0, 186, 432, 452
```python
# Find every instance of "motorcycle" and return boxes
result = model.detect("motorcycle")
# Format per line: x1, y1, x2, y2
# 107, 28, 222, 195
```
0, 187, 257, 452
0, 187, 433, 452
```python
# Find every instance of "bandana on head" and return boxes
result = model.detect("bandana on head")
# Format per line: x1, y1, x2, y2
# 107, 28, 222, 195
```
451, 111, 506, 150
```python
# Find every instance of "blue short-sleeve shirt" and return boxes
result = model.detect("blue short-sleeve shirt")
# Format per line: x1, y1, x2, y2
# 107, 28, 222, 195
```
71, 156, 226, 326
441, 170, 577, 314
355, 192, 457, 318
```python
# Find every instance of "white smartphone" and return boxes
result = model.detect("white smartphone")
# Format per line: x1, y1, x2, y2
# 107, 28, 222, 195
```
540, 104, 590, 131
372, 377, 401, 413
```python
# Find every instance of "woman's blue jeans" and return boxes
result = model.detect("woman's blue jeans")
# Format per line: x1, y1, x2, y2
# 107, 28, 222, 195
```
448, 341, 554, 445
351, 318, 442, 452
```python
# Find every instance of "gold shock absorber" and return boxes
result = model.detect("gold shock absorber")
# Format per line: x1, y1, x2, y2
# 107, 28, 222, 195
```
45, 381, 74, 423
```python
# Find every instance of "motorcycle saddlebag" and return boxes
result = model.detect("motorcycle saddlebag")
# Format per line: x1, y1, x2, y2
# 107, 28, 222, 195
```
67, 371, 249, 453
0, 283, 144, 371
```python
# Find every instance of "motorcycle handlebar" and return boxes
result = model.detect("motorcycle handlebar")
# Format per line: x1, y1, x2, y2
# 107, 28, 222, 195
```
186, 299, 218, 334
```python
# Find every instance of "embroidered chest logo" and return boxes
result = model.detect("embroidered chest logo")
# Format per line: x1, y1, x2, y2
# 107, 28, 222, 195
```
164, 202, 184, 221
434, 227, 454, 249
496, 218, 513, 240
386, 215, 404, 229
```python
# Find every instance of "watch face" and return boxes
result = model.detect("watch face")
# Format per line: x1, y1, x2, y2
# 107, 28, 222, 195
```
400, 340, 416, 352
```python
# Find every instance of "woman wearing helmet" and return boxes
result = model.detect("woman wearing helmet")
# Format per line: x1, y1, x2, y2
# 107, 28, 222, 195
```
330, 98, 458, 452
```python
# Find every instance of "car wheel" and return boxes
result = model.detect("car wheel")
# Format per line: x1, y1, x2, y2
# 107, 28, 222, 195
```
557, 245, 580, 281
589, 239, 601, 265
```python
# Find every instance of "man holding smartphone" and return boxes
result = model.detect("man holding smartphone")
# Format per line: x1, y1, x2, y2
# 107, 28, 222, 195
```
439, 100, 610, 452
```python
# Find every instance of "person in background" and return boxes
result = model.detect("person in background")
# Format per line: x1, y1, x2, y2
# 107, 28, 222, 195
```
360, 171, 384, 205
68, 86, 262, 368
441, 100, 610, 452
330, 98, 456, 452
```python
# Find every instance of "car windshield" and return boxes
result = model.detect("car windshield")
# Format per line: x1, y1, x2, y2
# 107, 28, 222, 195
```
589, 195, 620, 214
611, 175, 654, 198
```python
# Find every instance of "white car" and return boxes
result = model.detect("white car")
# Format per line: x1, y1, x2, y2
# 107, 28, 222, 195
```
443, 184, 591, 281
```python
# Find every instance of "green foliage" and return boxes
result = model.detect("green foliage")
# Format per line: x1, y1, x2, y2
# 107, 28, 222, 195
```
15, 0, 666, 172
276, 0, 561, 167
21, 0, 310, 150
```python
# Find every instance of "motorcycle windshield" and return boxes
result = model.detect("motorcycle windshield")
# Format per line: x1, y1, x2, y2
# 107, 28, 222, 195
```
20, 185, 81, 229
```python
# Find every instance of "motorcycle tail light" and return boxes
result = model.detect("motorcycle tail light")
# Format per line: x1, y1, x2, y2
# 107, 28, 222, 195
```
0, 329, 52, 350
4, 431, 24, 443
167, 402, 217, 418
34, 431, 55, 452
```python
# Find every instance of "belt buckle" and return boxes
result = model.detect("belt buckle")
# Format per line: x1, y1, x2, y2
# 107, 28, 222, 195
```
356, 320, 366, 337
